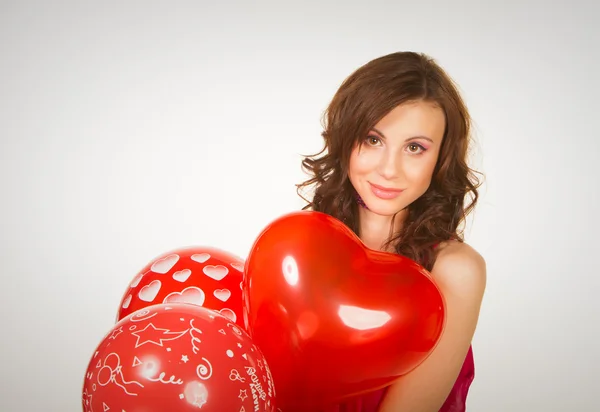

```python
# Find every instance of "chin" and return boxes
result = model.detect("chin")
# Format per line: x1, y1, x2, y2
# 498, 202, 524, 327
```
363, 199, 406, 217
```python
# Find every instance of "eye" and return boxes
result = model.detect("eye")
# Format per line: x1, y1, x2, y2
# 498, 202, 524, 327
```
365, 135, 381, 146
407, 143, 426, 154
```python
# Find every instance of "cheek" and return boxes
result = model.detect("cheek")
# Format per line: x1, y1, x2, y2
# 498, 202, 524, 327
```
404, 157, 437, 186
349, 148, 379, 176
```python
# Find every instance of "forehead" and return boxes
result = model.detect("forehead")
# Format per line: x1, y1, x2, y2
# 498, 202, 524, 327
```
373, 100, 446, 142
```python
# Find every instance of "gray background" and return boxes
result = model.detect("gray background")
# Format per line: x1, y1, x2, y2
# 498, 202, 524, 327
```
1, 1, 598, 411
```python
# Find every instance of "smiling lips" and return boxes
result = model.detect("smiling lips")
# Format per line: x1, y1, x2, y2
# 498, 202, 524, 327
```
369, 182, 404, 200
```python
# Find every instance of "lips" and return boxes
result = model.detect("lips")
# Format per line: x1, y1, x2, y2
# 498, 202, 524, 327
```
368, 182, 404, 200
369, 182, 403, 193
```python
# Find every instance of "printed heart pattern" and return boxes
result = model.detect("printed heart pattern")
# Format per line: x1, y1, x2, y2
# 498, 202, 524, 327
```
214, 289, 231, 302
164, 286, 206, 306
138, 280, 161, 302
191, 253, 210, 263
203, 265, 229, 281
121, 294, 132, 309
116, 246, 246, 330
218, 308, 237, 323
172, 269, 192, 282
150, 254, 179, 274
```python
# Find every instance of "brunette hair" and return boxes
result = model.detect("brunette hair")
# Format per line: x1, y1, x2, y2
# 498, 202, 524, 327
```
296, 51, 482, 271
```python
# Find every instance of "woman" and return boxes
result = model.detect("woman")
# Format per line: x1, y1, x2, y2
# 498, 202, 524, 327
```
296, 51, 487, 411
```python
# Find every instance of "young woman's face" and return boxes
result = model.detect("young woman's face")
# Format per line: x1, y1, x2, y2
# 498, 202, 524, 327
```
348, 100, 446, 217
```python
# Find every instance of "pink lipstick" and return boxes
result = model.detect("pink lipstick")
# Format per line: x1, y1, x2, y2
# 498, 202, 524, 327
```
369, 182, 404, 200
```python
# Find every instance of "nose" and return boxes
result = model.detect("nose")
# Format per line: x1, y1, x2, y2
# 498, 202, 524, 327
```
376, 150, 402, 180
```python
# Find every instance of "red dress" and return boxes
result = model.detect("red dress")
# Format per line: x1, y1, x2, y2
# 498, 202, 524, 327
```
319, 345, 475, 412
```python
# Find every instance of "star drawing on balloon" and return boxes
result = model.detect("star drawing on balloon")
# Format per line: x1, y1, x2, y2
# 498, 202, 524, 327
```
131, 323, 189, 348
109, 326, 123, 340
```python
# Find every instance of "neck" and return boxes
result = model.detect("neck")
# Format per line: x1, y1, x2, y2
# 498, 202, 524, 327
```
357, 207, 407, 252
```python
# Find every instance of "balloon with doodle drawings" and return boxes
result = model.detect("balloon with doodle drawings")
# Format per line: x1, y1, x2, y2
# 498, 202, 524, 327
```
116, 246, 247, 330
83, 303, 277, 412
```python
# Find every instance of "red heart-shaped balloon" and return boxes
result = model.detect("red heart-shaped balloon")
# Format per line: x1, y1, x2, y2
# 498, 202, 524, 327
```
243, 211, 446, 410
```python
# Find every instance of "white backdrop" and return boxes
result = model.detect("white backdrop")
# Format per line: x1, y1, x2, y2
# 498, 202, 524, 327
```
1, 1, 598, 411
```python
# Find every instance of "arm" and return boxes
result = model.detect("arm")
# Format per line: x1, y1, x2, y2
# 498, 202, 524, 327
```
378, 242, 487, 412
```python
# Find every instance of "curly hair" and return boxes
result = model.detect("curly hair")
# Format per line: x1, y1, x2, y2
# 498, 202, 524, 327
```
296, 51, 482, 271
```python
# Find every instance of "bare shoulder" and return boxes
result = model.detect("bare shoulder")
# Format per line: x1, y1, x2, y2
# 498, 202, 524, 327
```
376, 241, 487, 411
432, 240, 487, 299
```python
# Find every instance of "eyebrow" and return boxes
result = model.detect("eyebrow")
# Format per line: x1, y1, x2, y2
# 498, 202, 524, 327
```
371, 127, 434, 143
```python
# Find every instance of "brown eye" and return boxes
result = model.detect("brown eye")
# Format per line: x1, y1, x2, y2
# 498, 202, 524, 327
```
407, 143, 425, 153
366, 136, 380, 145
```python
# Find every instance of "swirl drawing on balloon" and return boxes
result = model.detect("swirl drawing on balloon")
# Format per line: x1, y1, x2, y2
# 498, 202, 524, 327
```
227, 322, 243, 337
129, 308, 157, 323
196, 357, 213, 380
144, 366, 184, 385
189, 318, 203, 354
